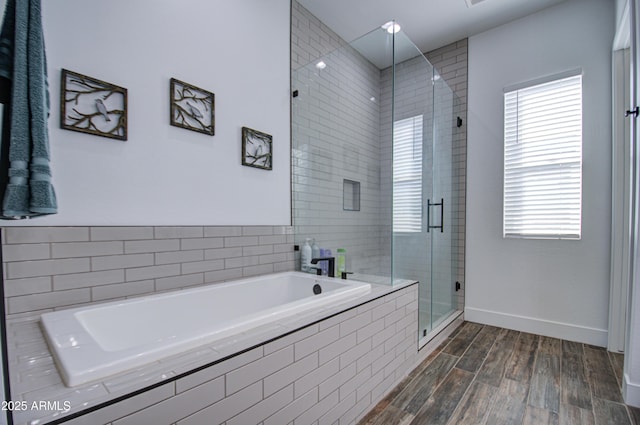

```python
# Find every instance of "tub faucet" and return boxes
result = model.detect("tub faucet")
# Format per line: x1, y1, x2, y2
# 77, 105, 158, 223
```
311, 257, 335, 277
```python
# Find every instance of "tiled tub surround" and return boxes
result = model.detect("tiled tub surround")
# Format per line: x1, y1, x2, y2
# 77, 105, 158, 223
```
1, 225, 292, 421
2, 280, 457, 425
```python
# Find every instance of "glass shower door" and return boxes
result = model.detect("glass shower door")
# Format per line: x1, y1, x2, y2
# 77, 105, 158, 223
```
390, 30, 460, 344
390, 31, 436, 338
429, 72, 458, 332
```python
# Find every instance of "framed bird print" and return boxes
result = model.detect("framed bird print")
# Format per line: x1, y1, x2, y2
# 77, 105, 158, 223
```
170, 78, 215, 136
242, 127, 272, 170
60, 69, 128, 140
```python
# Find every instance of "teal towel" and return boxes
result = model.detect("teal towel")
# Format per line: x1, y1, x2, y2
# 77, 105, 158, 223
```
0, 0, 56, 219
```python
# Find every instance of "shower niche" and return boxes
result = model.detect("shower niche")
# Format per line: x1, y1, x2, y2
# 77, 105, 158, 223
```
343, 179, 361, 211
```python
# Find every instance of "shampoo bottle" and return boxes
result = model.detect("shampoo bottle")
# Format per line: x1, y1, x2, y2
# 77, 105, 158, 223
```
311, 239, 320, 261
336, 248, 346, 276
320, 248, 332, 275
301, 239, 312, 272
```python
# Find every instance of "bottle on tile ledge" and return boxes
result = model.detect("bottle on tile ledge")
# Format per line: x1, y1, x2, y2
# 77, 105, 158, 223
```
320, 248, 332, 275
311, 239, 320, 260
336, 248, 346, 277
301, 238, 312, 272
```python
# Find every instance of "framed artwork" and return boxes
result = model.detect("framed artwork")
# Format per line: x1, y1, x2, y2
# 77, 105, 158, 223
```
170, 78, 215, 136
242, 127, 272, 170
60, 69, 127, 140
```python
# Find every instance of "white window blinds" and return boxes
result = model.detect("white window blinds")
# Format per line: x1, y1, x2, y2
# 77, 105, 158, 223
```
393, 115, 423, 233
503, 73, 582, 239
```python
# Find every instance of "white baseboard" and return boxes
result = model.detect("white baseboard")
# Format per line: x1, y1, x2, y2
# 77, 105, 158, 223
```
465, 307, 608, 347
624, 373, 640, 407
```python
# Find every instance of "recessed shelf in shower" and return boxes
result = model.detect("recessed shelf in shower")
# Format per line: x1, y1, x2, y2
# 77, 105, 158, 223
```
343, 179, 360, 211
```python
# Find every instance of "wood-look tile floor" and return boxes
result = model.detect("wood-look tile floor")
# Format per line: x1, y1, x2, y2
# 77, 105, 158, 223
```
359, 322, 640, 425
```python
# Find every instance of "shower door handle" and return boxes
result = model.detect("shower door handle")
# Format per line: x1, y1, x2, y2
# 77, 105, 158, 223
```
440, 198, 444, 233
427, 198, 444, 233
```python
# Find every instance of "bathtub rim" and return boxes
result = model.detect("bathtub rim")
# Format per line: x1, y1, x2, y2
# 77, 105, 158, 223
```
40, 271, 372, 387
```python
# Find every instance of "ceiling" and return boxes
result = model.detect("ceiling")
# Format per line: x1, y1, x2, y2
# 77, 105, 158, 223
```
296, 0, 570, 55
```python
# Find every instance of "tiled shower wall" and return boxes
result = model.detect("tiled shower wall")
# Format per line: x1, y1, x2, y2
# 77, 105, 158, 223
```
2, 226, 294, 318
291, 1, 387, 275
291, 0, 467, 309
291, 1, 345, 71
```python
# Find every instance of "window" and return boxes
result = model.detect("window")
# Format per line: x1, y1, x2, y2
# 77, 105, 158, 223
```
503, 72, 582, 239
393, 115, 423, 233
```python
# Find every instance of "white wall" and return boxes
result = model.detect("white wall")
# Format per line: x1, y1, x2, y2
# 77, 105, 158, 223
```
466, 0, 614, 346
2, 0, 291, 226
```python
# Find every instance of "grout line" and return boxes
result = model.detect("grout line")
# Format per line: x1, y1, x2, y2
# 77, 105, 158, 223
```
444, 328, 484, 425
609, 350, 638, 425
523, 334, 541, 413
443, 377, 473, 425
626, 406, 636, 425
445, 324, 507, 425
367, 328, 640, 425
608, 350, 624, 392
557, 340, 563, 416
479, 329, 516, 424
583, 342, 597, 423
453, 323, 484, 361
469, 326, 501, 383
501, 329, 520, 384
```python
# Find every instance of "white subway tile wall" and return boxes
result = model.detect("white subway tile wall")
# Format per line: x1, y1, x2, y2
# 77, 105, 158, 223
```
13, 284, 420, 425
2, 226, 295, 317
291, 0, 467, 309
292, 0, 387, 276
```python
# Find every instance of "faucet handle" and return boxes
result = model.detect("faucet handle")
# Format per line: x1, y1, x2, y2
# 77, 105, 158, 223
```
310, 257, 336, 278
341, 271, 354, 280
311, 267, 323, 276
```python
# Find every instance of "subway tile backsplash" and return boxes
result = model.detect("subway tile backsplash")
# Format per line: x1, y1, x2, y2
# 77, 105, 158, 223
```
2, 226, 295, 317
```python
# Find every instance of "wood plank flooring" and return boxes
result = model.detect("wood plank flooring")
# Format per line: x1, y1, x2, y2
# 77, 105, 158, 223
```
359, 322, 640, 425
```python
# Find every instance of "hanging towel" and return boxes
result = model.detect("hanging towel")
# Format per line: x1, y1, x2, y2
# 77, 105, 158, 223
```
0, 0, 56, 219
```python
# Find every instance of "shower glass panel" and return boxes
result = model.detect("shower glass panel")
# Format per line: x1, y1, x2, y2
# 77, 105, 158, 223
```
291, 22, 461, 343
388, 32, 436, 336
292, 26, 393, 283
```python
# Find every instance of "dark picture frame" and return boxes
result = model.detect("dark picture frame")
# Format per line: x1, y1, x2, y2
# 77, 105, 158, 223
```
60, 69, 128, 141
242, 127, 272, 170
170, 78, 215, 136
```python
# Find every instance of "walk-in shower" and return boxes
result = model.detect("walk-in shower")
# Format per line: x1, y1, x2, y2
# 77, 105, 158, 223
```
291, 22, 464, 345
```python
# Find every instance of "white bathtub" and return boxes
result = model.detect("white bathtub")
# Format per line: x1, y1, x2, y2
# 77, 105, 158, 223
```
40, 272, 371, 387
